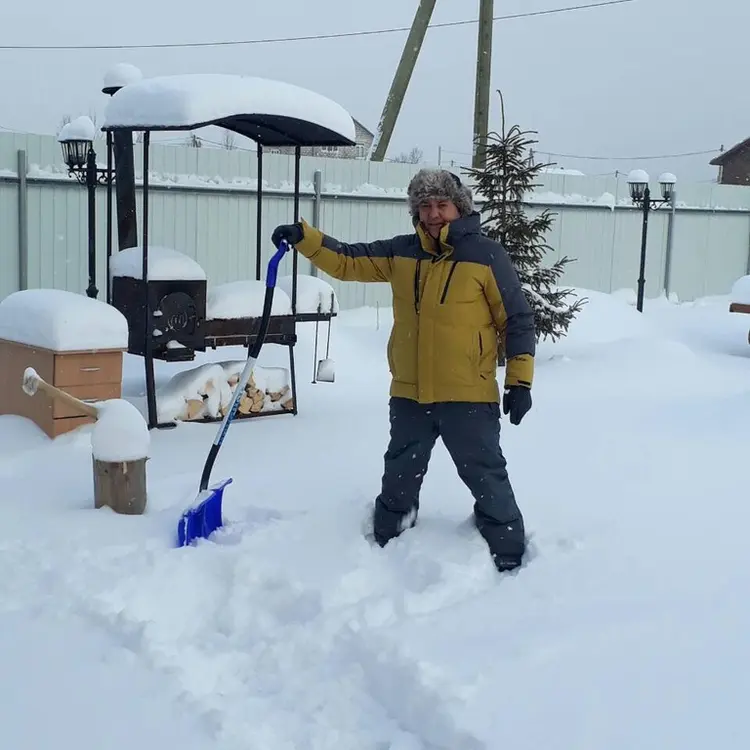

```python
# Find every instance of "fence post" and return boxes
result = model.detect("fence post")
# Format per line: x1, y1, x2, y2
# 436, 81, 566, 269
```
310, 169, 322, 277
16, 149, 28, 291
663, 188, 677, 299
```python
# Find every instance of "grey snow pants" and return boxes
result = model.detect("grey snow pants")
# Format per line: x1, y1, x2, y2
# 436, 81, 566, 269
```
373, 397, 526, 570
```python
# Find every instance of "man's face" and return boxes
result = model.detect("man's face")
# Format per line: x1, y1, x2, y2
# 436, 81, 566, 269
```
418, 198, 460, 238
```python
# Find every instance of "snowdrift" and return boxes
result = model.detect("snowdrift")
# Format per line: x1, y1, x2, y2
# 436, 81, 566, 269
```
1, 287, 749, 749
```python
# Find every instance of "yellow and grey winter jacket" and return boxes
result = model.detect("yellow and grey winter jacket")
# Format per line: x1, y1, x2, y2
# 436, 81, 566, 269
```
294, 212, 536, 404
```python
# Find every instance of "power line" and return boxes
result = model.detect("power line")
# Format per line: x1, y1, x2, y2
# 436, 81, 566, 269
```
542, 148, 720, 161
440, 146, 720, 161
0, 0, 635, 51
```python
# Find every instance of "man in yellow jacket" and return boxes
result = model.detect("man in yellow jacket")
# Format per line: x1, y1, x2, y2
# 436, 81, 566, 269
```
271, 168, 535, 572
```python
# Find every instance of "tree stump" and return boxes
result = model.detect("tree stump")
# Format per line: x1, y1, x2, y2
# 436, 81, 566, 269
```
92, 456, 148, 515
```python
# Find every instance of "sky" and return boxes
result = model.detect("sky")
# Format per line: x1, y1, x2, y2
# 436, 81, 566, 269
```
0, 0, 745, 183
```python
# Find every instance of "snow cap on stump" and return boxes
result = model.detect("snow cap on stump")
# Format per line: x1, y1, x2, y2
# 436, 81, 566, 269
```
91, 399, 150, 462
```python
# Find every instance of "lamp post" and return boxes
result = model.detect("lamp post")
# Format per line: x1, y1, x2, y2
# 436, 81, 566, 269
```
58, 115, 115, 299
627, 169, 676, 312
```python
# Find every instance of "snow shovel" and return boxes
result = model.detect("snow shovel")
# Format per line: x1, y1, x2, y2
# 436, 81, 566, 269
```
312, 291, 336, 383
21, 367, 100, 420
176, 239, 291, 547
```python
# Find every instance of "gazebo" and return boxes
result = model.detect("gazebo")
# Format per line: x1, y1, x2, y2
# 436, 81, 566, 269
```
96, 72, 354, 429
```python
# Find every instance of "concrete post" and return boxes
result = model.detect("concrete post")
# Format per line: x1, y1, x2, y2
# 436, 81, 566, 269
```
370, 0, 437, 161
663, 189, 677, 299
473, 0, 495, 169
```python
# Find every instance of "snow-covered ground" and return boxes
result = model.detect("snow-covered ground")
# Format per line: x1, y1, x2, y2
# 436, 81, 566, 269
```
1, 288, 750, 749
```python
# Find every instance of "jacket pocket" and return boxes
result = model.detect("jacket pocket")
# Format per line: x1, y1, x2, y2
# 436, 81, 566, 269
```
387, 325, 417, 385
478, 328, 497, 381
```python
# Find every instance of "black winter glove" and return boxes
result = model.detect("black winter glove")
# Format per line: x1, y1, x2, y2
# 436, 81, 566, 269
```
503, 386, 532, 425
271, 222, 304, 249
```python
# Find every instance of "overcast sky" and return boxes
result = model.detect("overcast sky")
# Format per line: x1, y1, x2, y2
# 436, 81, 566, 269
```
0, 0, 745, 182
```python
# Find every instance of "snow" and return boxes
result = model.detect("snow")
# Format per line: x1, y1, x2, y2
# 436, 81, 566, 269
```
659, 171, 677, 184
102, 73, 357, 144
540, 166, 586, 176
205, 275, 338, 319
206, 280, 292, 320
277, 274, 339, 314
730, 275, 750, 304
109, 245, 207, 281
91, 398, 150, 461
1, 288, 750, 749
0, 288, 129, 351
627, 168, 650, 184
57, 115, 96, 143
102, 62, 143, 92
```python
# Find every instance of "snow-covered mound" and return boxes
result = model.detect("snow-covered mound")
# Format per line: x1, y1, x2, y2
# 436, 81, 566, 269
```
206, 280, 292, 319
730, 274, 750, 305
550, 287, 656, 347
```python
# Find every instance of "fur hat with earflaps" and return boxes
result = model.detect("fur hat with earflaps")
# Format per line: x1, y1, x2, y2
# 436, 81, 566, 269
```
406, 168, 474, 219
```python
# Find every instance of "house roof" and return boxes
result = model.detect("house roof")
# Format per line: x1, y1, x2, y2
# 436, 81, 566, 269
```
353, 118, 374, 138
710, 137, 750, 166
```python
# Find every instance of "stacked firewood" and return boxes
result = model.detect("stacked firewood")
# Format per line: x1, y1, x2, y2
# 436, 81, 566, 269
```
224, 371, 294, 416
177, 367, 293, 422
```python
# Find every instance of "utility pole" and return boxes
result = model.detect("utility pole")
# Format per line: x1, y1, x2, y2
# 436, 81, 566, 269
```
370, 0, 494, 165
472, 0, 494, 169
370, 0, 437, 162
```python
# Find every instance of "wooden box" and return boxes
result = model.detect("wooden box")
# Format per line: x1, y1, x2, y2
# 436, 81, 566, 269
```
0, 338, 124, 438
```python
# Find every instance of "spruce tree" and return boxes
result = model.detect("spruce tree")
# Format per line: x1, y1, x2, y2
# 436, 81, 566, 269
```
465, 91, 586, 348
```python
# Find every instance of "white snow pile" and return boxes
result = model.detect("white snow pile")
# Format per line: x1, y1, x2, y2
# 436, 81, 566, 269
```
1, 288, 750, 749
91, 399, 149, 462
57, 115, 96, 143
102, 62, 143, 92
276, 274, 339, 314
730, 274, 750, 305
206, 275, 338, 318
110, 245, 206, 281
206, 280, 292, 320
0, 288, 129, 351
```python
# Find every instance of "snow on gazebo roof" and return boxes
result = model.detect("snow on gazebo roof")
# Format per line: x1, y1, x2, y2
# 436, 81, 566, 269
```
102, 73, 357, 147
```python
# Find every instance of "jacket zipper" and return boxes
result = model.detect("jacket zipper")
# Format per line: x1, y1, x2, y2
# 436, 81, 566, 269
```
413, 259, 422, 313
439, 261, 458, 304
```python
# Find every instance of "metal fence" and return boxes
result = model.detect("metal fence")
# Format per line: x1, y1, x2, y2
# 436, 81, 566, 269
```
2, 130, 750, 308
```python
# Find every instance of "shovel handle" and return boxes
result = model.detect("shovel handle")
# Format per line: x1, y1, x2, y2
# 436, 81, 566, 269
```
34, 379, 100, 419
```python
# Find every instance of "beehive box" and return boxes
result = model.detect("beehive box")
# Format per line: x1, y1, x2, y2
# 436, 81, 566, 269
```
0, 289, 129, 438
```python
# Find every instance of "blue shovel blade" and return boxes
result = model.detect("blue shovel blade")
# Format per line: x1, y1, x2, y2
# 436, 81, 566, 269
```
176, 477, 233, 547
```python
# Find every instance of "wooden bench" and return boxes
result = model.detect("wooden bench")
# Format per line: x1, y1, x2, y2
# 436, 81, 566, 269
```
728, 302, 750, 345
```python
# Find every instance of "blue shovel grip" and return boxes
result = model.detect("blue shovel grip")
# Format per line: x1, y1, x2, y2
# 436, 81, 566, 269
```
266, 239, 291, 288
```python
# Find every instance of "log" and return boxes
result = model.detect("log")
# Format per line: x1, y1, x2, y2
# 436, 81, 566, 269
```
185, 398, 205, 420
92, 455, 148, 515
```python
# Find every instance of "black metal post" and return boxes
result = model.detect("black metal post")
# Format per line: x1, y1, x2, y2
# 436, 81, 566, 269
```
142, 131, 158, 430
256, 144, 263, 281
636, 186, 650, 313
85, 147, 98, 299
113, 130, 138, 251
292, 146, 301, 316
106, 131, 113, 303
